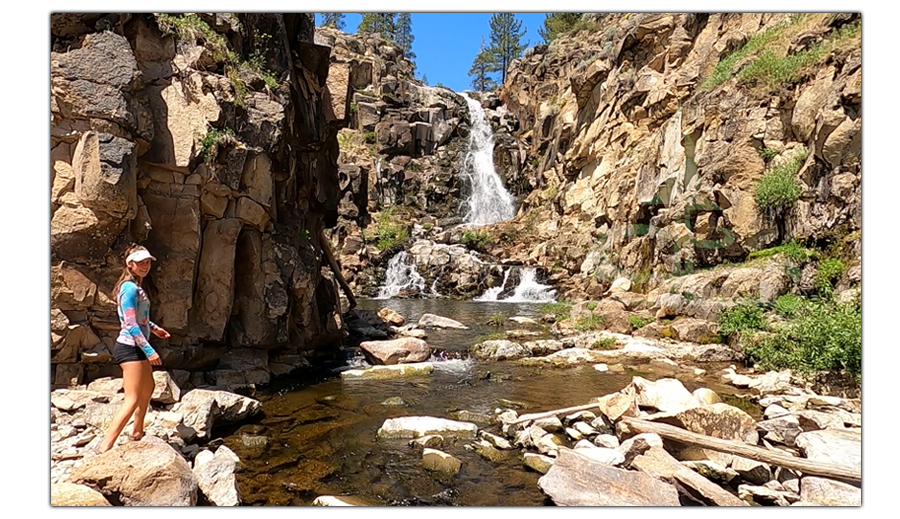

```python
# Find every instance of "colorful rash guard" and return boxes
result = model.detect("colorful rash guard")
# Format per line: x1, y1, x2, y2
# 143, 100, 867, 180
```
116, 280, 159, 358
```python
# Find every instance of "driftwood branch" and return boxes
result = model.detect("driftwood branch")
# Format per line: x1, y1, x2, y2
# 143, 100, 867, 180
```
512, 402, 601, 424
318, 227, 357, 309
621, 417, 861, 483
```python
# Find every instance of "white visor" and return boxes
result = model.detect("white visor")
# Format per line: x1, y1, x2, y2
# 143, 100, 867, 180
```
126, 250, 157, 263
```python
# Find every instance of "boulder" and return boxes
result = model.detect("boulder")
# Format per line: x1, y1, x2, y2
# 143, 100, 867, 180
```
51, 482, 112, 506
69, 435, 197, 506
417, 313, 469, 329
340, 362, 434, 380
731, 455, 772, 485
799, 476, 861, 506
794, 429, 861, 468
632, 377, 699, 414
523, 453, 555, 474
479, 431, 512, 450
377, 307, 405, 326
471, 340, 527, 360
51, 389, 107, 412
538, 448, 680, 506
377, 416, 478, 439
409, 435, 443, 449
573, 442, 625, 466
647, 403, 759, 444
173, 389, 261, 440
422, 448, 462, 475
692, 388, 723, 406
359, 337, 431, 365
631, 447, 748, 506
151, 371, 182, 404
193, 446, 241, 506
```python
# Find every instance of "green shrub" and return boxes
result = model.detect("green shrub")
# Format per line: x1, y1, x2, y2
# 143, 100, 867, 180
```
592, 337, 618, 350
745, 297, 861, 381
701, 22, 788, 89
773, 294, 803, 318
754, 148, 808, 210
461, 230, 494, 251
628, 315, 653, 329
155, 14, 230, 61
363, 131, 376, 144
487, 313, 505, 327
575, 314, 605, 331
586, 301, 597, 311
540, 301, 571, 322
372, 207, 409, 251
815, 258, 845, 296
757, 147, 780, 160
198, 127, 235, 163
748, 241, 813, 263
719, 300, 766, 340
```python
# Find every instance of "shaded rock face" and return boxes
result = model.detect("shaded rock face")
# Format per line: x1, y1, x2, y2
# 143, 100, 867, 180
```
51, 13, 345, 388
495, 13, 860, 299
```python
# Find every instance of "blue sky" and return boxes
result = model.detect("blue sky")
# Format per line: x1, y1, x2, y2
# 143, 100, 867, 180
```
314, 13, 547, 92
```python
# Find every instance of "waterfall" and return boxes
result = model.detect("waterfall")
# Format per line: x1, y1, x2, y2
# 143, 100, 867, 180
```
474, 267, 556, 303
460, 93, 516, 226
474, 268, 512, 302
375, 251, 426, 299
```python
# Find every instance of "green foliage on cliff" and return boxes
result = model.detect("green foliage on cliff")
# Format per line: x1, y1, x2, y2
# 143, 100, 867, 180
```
155, 13, 230, 61
628, 315, 653, 329
370, 207, 409, 251
748, 241, 813, 263
754, 147, 807, 210
198, 127, 235, 163
575, 314, 605, 331
700, 20, 789, 90
461, 229, 495, 252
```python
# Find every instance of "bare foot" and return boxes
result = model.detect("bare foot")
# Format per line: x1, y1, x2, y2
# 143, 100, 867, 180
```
130, 431, 144, 441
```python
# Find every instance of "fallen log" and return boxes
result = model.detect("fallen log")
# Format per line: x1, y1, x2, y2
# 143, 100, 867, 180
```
511, 402, 601, 424
318, 227, 357, 309
621, 417, 860, 483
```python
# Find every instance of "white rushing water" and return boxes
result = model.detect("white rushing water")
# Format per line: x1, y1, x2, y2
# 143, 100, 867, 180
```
475, 267, 556, 303
375, 251, 426, 299
460, 93, 517, 226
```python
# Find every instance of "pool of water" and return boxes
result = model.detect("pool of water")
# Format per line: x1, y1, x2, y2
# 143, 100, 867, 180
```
223, 298, 754, 506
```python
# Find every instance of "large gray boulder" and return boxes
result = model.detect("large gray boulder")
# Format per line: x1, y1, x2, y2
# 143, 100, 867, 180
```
193, 446, 241, 506
377, 416, 478, 439
360, 337, 432, 365
537, 448, 680, 506
69, 435, 197, 506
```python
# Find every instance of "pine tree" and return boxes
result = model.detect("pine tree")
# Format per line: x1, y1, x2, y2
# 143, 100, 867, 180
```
320, 13, 346, 30
358, 13, 396, 40
486, 13, 528, 85
395, 13, 415, 60
538, 13, 582, 43
468, 37, 499, 92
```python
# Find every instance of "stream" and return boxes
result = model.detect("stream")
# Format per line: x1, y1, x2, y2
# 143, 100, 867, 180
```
223, 298, 751, 506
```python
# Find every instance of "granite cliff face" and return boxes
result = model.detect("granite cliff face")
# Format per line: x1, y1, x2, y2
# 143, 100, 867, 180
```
496, 13, 861, 298
50, 13, 347, 388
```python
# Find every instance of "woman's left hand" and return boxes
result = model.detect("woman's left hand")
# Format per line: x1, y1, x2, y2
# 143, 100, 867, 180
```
153, 327, 171, 339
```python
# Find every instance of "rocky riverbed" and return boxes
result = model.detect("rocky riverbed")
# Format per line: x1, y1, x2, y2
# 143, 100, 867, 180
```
52, 304, 860, 507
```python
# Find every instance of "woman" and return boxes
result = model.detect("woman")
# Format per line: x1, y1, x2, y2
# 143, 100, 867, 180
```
97, 245, 170, 453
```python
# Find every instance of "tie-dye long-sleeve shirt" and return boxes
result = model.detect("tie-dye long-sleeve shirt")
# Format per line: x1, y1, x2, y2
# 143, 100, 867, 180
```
116, 280, 159, 358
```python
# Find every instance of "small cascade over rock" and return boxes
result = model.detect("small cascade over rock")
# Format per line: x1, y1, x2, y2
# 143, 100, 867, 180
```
460, 93, 516, 226
375, 251, 426, 299
475, 267, 556, 303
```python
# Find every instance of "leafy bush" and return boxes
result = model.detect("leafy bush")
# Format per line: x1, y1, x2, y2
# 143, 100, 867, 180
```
363, 131, 376, 144
773, 294, 803, 318
586, 301, 597, 311
575, 314, 605, 331
628, 315, 653, 329
745, 297, 861, 381
461, 230, 494, 252
701, 22, 788, 89
198, 127, 235, 163
371, 207, 409, 251
719, 300, 766, 340
748, 241, 813, 263
815, 258, 845, 296
540, 301, 571, 322
592, 337, 618, 350
757, 147, 780, 160
754, 147, 808, 210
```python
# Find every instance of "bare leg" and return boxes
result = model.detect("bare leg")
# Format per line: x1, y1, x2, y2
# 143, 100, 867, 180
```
98, 361, 143, 452
131, 361, 154, 440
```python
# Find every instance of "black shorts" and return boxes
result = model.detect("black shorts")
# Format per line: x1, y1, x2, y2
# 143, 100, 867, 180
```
113, 341, 148, 364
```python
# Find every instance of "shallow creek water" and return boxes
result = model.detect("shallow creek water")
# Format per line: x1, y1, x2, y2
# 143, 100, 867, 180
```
223, 299, 752, 506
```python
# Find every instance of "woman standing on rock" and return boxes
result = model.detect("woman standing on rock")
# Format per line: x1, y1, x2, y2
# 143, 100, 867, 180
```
97, 245, 169, 453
